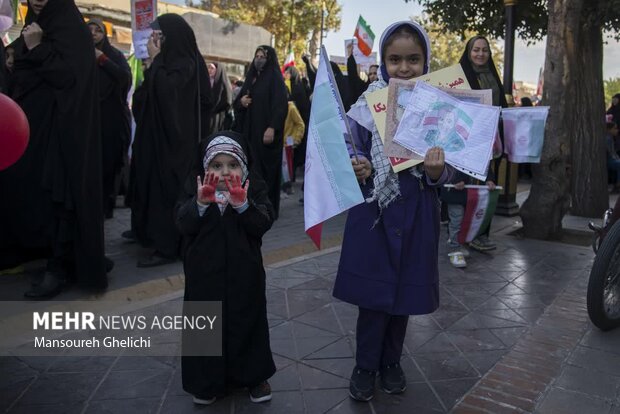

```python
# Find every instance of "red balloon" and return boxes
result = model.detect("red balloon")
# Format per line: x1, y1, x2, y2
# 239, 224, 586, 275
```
0, 93, 30, 171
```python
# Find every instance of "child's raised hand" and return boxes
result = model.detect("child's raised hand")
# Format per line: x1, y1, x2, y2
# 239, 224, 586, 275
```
224, 175, 249, 207
197, 172, 219, 204
424, 147, 445, 181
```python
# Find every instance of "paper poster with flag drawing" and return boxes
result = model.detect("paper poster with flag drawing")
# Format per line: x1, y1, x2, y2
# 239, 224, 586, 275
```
393, 81, 500, 180
304, 46, 364, 249
502, 106, 549, 163
457, 187, 500, 244
354, 15, 374, 56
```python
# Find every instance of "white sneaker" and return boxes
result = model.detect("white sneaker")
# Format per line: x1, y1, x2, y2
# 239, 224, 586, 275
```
448, 251, 467, 268
193, 396, 216, 405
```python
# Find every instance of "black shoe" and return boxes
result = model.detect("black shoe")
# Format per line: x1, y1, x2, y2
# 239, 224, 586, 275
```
349, 366, 375, 402
121, 230, 136, 242
137, 252, 176, 268
104, 257, 114, 273
380, 362, 406, 394
249, 381, 272, 403
24, 271, 66, 299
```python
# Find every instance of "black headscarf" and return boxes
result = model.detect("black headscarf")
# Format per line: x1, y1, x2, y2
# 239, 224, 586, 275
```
156, 13, 210, 139
211, 62, 232, 113
459, 35, 508, 108
244, 45, 280, 84
87, 18, 131, 102
285, 65, 310, 121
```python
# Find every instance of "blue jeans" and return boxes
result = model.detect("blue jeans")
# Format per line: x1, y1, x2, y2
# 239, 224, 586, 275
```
447, 204, 464, 248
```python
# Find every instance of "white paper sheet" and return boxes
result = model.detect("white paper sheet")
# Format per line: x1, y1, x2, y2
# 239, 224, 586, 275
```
393, 82, 500, 180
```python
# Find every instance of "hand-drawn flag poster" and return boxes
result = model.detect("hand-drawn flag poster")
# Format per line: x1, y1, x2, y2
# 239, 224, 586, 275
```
393, 82, 500, 180
304, 46, 364, 249
502, 106, 549, 163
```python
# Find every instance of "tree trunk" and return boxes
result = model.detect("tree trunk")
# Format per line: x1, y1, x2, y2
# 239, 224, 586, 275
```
520, 0, 576, 239
569, 6, 608, 217
308, 29, 320, 65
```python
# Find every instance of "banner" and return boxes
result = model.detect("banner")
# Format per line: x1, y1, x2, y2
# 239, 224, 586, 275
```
131, 0, 157, 60
304, 46, 364, 249
353, 15, 374, 56
458, 188, 500, 244
502, 106, 549, 163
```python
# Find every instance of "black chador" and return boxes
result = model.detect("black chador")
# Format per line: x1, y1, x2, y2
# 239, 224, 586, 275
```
233, 45, 287, 219
127, 13, 211, 267
206, 62, 232, 135
0, 0, 107, 297
176, 131, 276, 400
88, 18, 132, 219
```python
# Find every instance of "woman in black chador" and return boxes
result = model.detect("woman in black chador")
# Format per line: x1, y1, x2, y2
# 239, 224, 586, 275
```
87, 18, 132, 219
0, 0, 108, 297
207, 62, 232, 135
233, 45, 287, 219
127, 13, 211, 267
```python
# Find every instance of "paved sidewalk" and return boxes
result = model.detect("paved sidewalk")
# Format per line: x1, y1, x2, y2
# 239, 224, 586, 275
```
1, 186, 619, 413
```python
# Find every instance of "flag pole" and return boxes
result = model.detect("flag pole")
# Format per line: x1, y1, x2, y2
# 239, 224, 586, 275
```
320, 46, 360, 164
444, 184, 504, 190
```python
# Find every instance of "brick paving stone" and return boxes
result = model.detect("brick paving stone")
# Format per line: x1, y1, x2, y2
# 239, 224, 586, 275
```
471, 386, 537, 412
460, 394, 528, 414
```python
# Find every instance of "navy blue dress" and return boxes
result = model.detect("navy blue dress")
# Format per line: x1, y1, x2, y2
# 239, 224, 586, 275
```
333, 118, 450, 315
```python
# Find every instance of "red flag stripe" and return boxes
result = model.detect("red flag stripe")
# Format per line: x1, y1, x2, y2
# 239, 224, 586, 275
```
306, 223, 323, 250
458, 188, 478, 245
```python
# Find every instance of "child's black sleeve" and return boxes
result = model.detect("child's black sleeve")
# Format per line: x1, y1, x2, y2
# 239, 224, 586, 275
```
237, 173, 274, 239
175, 195, 217, 236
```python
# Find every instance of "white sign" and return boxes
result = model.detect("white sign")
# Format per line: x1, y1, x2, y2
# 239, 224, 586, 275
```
131, 0, 157, 60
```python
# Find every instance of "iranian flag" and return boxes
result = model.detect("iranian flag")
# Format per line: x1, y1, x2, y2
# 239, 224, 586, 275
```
458, 187, 500, 244
353, 15, 374, 56
282, 49, 295, 73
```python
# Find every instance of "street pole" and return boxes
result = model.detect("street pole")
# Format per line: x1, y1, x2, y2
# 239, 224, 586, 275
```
496, 0, 520, 216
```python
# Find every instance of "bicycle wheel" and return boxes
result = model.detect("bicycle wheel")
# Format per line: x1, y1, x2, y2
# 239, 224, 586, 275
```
587, 220, 620, 330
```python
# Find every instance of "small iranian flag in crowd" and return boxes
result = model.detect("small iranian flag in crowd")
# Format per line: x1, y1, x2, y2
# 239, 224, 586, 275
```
282, 49, 295, 73
354, 15, 375, 56
458, 188, 500, 244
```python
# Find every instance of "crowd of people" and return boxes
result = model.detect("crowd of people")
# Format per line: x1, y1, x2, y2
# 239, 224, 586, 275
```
2, 0, 619, 407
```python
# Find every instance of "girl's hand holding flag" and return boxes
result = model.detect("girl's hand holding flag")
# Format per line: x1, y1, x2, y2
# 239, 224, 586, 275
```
351, 156, 372, 183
